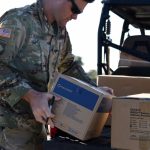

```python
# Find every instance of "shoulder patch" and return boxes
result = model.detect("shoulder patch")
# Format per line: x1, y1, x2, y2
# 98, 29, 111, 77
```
0, 28, 11, 38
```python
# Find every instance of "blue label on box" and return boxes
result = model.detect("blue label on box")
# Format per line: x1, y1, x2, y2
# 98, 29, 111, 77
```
53, 77, 99, 111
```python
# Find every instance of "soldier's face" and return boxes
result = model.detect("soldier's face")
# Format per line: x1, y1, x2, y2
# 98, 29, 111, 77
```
53, 0, 87, 28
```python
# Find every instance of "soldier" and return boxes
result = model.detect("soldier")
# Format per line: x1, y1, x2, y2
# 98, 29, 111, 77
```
0, 0, 113, 149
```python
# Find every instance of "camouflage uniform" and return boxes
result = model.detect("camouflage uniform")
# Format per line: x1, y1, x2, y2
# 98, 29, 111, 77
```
0, 0, 96, 149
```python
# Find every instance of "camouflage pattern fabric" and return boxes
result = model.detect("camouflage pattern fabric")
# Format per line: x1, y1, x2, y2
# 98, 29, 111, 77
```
0, 0, 96, 149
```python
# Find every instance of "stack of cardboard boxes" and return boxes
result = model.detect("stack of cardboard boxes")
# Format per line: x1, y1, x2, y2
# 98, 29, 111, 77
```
50, 73, 150, 149
98, 75, 150, 150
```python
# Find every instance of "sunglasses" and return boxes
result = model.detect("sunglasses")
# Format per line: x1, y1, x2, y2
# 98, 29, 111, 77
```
69, 0, 82, 14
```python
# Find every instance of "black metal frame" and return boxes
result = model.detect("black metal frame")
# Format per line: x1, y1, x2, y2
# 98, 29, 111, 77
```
97, 0, 150, 75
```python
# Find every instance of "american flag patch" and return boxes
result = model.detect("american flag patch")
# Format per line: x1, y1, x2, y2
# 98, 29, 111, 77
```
0, 28, 11, 38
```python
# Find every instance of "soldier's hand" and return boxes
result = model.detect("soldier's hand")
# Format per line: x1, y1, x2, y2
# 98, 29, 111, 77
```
97, 86, 114, 95
22, 89, 61, 125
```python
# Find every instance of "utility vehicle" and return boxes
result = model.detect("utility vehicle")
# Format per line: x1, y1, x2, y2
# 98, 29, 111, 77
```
97, 0, 150, 76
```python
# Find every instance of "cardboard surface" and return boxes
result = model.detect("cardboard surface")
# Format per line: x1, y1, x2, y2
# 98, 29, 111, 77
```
111, 93, 150, 150
119, 52, 150, 67
51, 74, 112, 141
97, 75, 150, 97
119, 58, 150, 67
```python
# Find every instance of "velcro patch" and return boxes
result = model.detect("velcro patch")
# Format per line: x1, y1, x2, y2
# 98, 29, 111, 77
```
0, 28, 11, 38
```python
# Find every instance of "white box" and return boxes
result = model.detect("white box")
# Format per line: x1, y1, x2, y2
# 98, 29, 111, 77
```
51, 74, 112, 140
111, 93, 150, 150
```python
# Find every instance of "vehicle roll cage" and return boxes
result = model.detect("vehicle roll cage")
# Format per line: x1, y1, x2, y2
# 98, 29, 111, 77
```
97, 0, 150, 75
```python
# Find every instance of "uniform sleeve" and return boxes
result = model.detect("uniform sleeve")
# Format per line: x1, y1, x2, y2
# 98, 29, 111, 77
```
58, 32, 97, 87
0, 15, 31, 107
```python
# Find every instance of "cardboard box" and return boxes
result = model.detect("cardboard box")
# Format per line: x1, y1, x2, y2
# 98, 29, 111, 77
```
51, 74, 112, 141
97, 75, 150, 97
119, 52, 150, 67
111, 93, 150, 150
118, 58, 150, 67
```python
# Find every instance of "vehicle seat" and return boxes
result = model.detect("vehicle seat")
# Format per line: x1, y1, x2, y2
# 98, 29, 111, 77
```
113, 35, 150, 76
119, 35, 150, 67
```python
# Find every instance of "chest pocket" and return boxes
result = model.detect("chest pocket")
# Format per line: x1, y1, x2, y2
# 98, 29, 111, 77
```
18, 34, 51, 74
39, 39, 52, 72
48, 37, 63, 74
